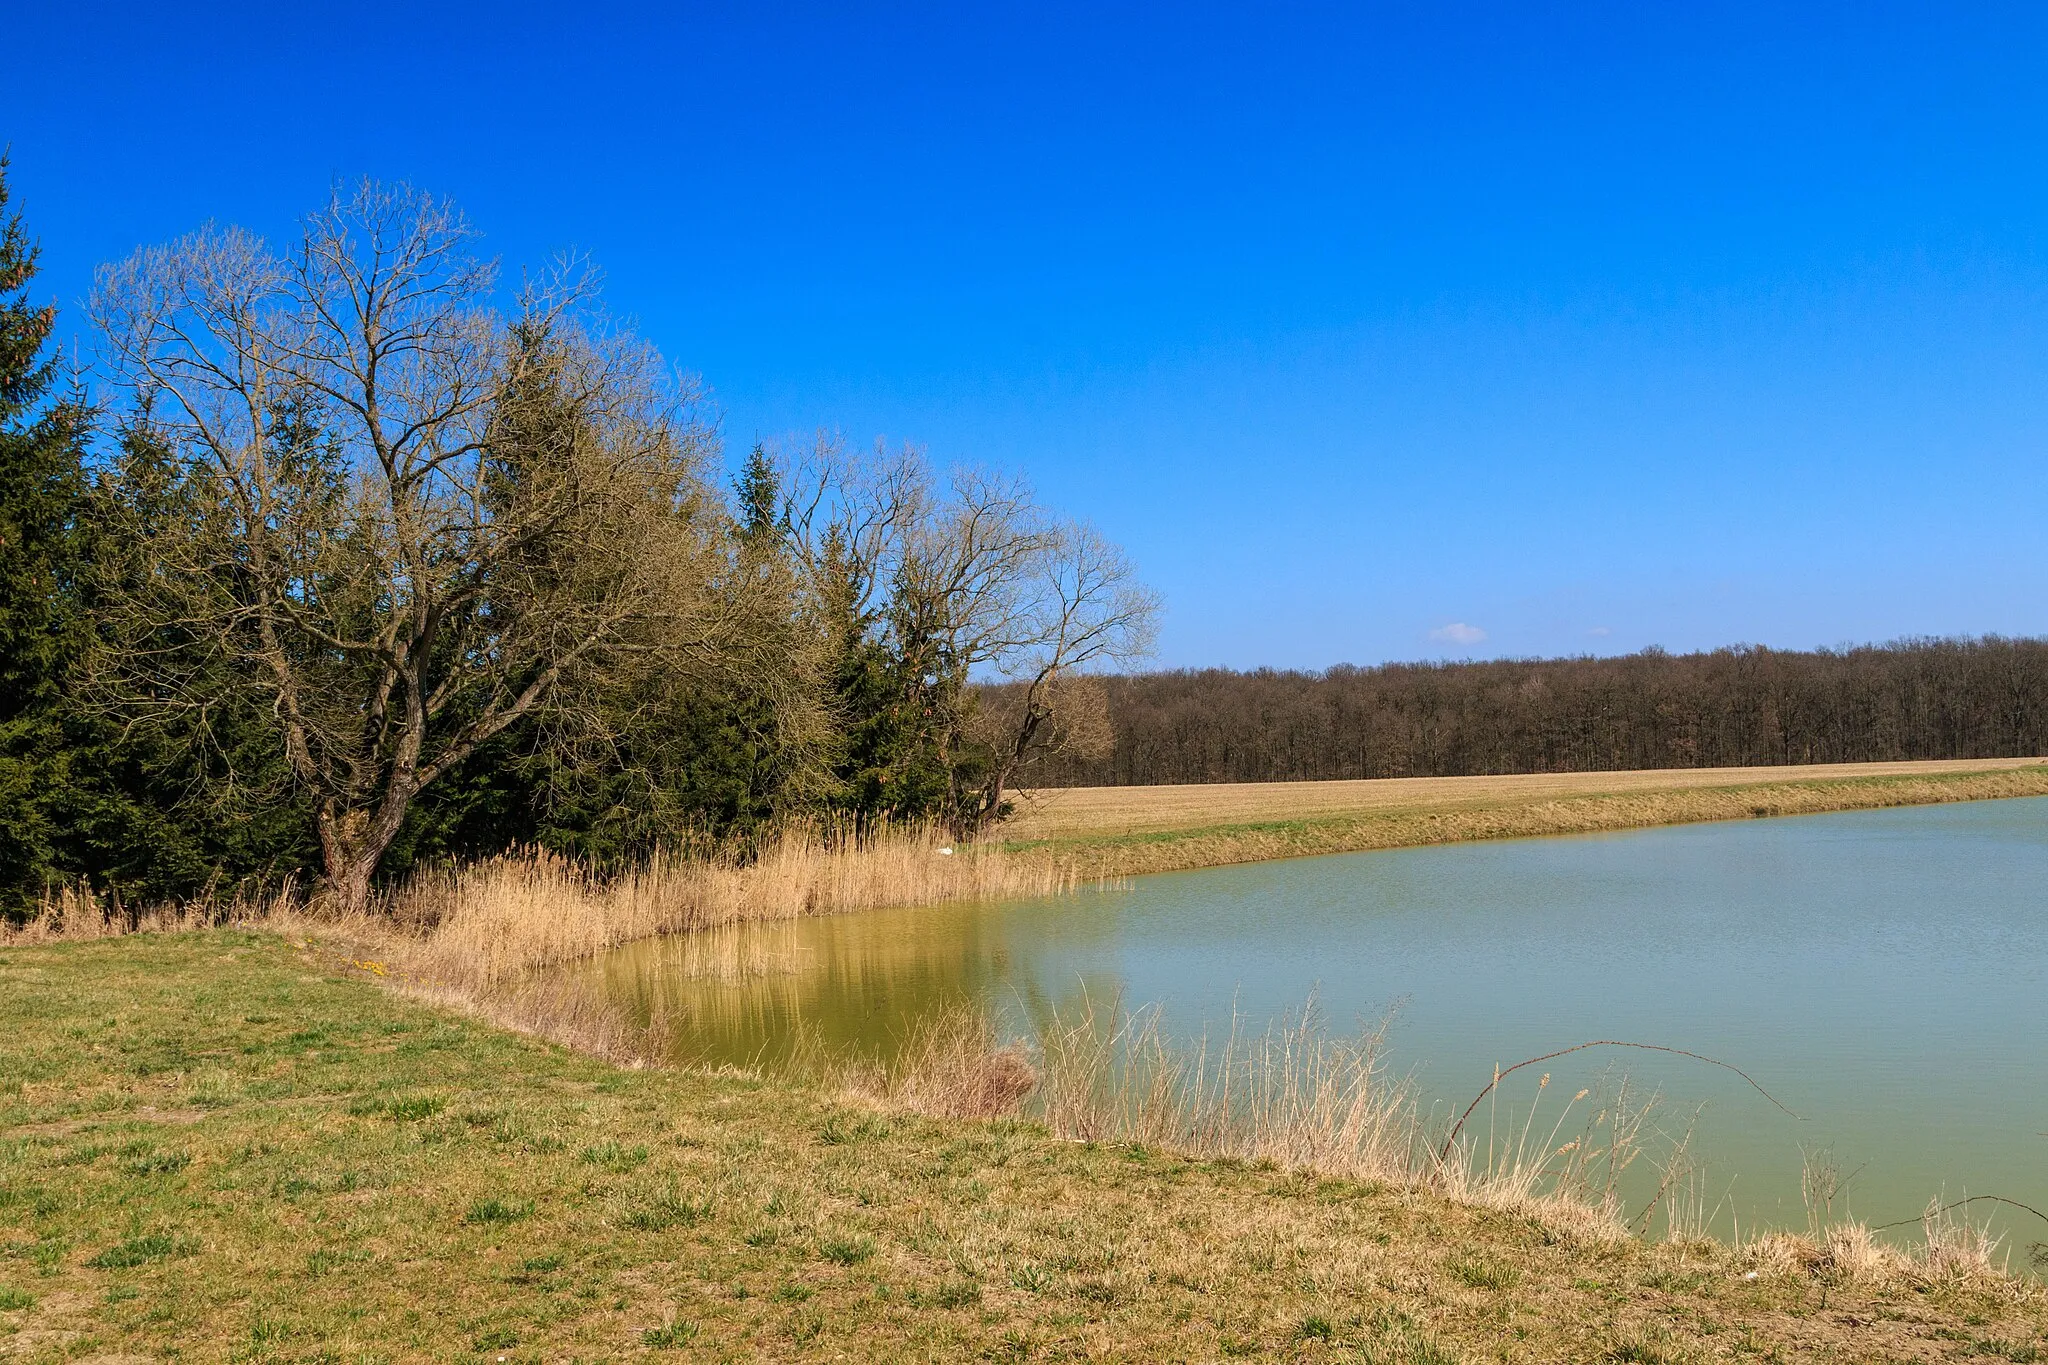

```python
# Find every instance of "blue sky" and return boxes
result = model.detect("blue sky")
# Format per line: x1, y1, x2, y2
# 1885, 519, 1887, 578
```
10, 3, 2048, 668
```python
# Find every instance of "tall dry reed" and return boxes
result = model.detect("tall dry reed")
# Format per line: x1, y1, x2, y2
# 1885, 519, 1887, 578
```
937, 997, 2026, 1277
1026, 996, 1658, 1242
383, 824, 1083, 988
839, 1007, 1041, 1121
1038, 996, 1416, 1178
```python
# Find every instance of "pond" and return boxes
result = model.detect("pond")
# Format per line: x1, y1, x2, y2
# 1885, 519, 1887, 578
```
583, 797, 2048, 1249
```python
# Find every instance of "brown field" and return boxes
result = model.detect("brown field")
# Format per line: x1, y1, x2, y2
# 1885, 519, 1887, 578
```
1005, 757, 2048, 876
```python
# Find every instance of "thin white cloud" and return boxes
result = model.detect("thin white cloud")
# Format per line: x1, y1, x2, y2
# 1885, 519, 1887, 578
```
1587, 626, 1612, 637
1428, 622, 1487, 645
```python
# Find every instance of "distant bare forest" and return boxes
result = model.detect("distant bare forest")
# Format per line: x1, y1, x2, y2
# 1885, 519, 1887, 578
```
993, 638, 2048, 786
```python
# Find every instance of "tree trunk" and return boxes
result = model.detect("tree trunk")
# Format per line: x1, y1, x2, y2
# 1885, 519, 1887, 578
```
315, 794, 411, 915
327, 852, 378, 918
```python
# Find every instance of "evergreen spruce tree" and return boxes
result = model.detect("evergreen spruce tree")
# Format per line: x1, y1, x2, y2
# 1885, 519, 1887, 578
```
0, 158, 91, 914
0, 163, 301, 916
735, 443, 781, 544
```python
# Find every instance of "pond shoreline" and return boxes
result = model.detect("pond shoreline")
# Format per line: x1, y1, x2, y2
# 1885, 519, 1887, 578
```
1005, 759, 2048, 877
3, 930, 2042, 1360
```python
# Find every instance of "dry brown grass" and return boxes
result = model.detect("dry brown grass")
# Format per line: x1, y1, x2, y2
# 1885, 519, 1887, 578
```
3, 880, 308, 943
1005, 757, 2048, 875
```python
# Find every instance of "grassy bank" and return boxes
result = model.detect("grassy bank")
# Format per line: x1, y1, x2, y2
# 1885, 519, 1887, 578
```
1003, 760, 2048, 877
2, 932, 2043, 1363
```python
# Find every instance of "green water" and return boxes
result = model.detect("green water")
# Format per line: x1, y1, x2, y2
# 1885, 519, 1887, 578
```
587, 797, 2048, 1248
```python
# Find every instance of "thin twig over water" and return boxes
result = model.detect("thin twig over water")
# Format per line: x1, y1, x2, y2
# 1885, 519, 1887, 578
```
1440, 1040, 1800, 1162
1869, 1195, 2048, 1233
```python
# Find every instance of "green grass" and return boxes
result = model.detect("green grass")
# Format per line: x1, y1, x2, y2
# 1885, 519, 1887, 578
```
818, 1234, 875, 1265
0, 929, 2042, 1361
463, 1196, 534, 1225
640, 1318, 699, 1347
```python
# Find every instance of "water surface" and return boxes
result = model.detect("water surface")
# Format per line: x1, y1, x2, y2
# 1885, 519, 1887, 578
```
588, 798, 2048, 1245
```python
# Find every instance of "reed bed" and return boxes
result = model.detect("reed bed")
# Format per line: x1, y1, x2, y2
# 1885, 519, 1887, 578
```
6, 823, 1082, 982
5, 879, 312, 944
382, 825, 1082, 989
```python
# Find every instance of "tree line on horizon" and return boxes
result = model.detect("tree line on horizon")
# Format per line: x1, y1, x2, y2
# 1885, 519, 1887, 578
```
0, 170, 1157, 918
993, 637, 2048, 787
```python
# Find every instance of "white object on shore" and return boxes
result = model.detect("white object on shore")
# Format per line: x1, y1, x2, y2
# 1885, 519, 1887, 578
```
937, 847, 954, 856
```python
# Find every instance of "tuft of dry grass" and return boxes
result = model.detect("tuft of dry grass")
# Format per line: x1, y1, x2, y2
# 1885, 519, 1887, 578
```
1823, 1221, 1914, 1285
1922, 1198, 2012, 1282
841, 1008, 1041, 1121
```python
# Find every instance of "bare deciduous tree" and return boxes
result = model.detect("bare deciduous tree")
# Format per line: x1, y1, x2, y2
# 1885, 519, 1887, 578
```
955, 520, 1157, 822
89, 181, 739, 909
775, 436, 1160, 828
